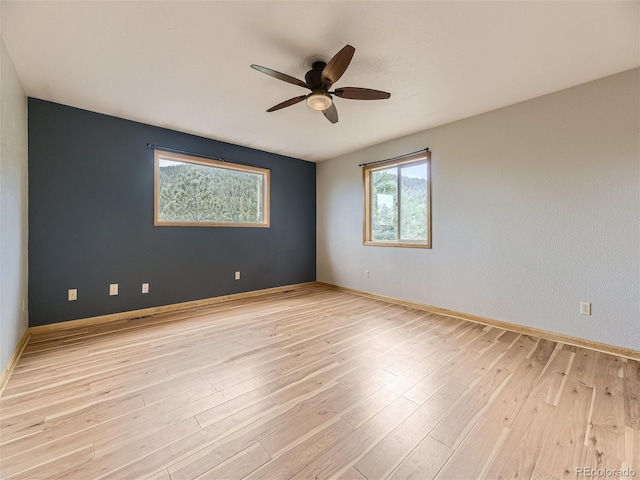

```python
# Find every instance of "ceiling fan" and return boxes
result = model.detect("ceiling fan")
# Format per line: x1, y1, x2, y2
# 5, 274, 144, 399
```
251, 45, 390, 124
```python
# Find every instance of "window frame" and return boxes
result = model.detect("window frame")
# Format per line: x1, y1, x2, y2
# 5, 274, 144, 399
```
154, 149, 270, 228
363, 151, 431, 248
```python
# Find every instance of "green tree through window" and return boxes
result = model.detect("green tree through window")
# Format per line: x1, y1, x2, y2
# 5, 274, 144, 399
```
154, 151, 269, 227
364, 151, 431, 248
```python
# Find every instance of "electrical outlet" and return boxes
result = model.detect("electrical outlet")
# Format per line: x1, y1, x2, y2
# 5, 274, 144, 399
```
235, 271, 241, 280
142, 283, 149, 294
580, 302, 591, 315
365, 270, 370, 279
109, 284, 119, 296
68, 289, 77, 301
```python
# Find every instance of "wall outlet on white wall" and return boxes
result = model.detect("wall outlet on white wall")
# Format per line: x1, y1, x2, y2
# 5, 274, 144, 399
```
365, 270, 370, 279
110, 284, 119, 296
68, 289, 77, 301
580, 302, 591, 315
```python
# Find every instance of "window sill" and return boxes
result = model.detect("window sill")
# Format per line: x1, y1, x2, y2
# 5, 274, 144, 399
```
155, 221, 270, 228
363, 241, 431, 249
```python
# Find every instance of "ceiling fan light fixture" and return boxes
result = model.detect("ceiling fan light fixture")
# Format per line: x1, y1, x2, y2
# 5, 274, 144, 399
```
306, 91, 332, 111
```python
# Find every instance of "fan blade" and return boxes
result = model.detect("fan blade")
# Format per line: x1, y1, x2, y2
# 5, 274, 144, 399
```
267, 95, 308, 112
251, 65, 309, 89
322, 103, 338, 124
321, 45, 355, 88
333, 87, 391, 100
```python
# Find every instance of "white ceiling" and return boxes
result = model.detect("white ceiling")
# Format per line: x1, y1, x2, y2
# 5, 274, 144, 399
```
2, 1, 638, 162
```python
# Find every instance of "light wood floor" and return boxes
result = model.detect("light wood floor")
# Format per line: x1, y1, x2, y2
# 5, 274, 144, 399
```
1, 284, 638, 480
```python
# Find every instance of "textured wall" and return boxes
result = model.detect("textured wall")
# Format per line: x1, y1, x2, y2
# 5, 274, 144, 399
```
28, 99, 316, 326
317, 68, 640, 351
0, 37, 29, 371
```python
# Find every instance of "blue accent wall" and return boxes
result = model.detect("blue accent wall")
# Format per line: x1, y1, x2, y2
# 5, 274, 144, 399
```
28, 98, 316, 326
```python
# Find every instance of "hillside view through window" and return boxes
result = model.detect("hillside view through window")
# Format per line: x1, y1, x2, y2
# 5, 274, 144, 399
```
364, 152, 431, 248
154, 151, 269, 227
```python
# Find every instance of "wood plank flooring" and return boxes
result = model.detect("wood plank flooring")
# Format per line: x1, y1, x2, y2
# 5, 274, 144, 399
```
1, 284, 638, 479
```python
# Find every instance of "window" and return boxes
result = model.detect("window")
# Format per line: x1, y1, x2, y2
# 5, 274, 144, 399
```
364, 151, 431, 248
154, 150, 270, 227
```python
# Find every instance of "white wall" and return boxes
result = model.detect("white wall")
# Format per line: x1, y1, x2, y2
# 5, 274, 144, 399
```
318, 68, 639, 351
0, 34, 28, 373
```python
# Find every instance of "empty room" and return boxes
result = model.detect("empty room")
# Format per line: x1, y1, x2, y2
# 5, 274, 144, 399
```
1, 1, 639, 479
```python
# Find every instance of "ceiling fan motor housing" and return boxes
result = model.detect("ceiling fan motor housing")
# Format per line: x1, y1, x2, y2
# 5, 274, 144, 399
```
305, 62, 327, 90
